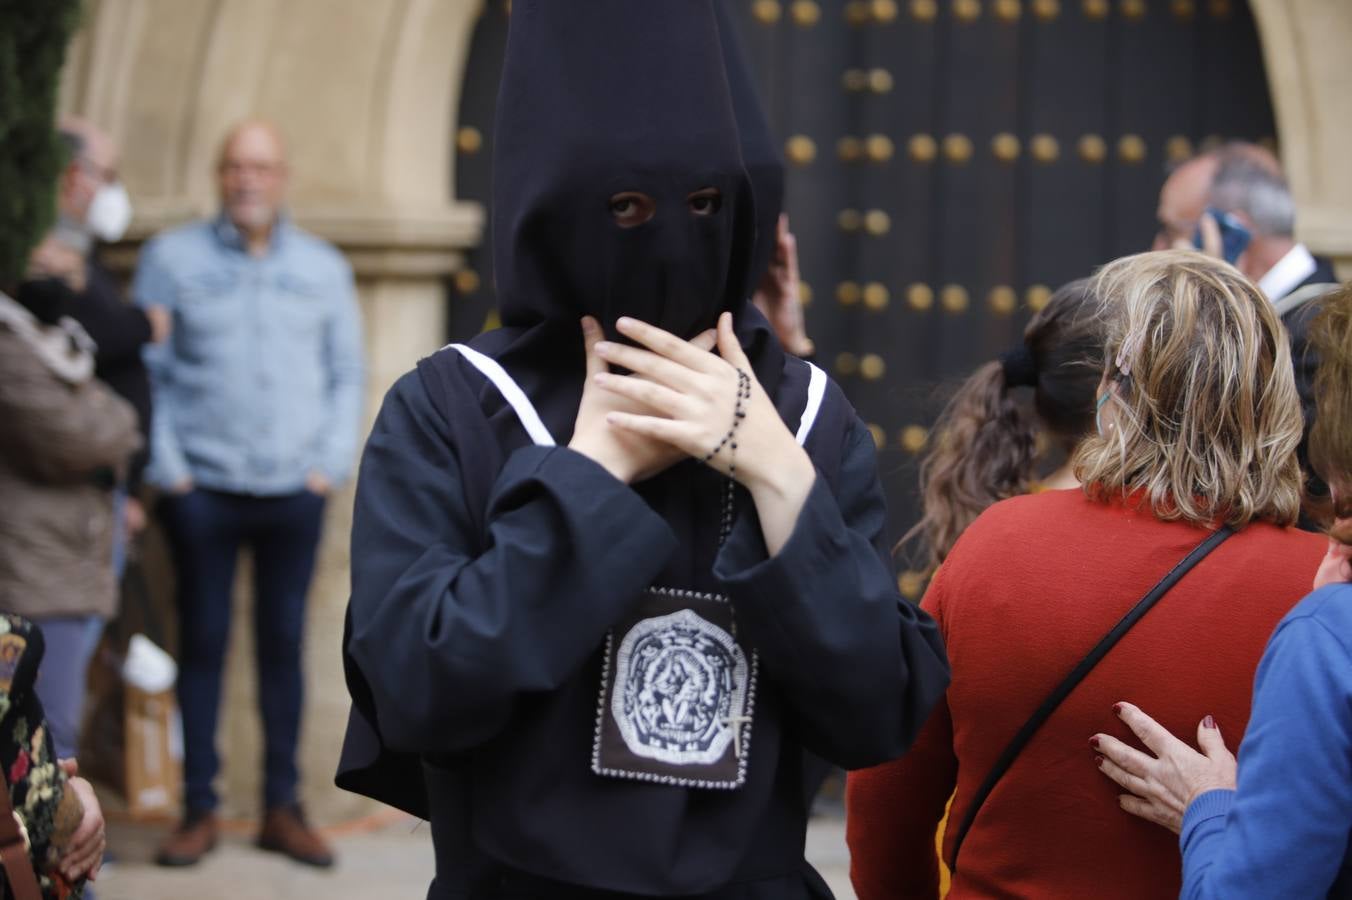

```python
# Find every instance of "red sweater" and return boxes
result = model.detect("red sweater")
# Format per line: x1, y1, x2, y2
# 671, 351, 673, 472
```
846, 489, 1324, 899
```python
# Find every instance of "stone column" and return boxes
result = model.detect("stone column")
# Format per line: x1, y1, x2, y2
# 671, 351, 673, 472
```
1250, 0, 1352, 276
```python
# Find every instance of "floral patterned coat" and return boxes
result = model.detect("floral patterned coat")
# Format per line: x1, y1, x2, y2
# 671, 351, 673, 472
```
0, 614, 84, 899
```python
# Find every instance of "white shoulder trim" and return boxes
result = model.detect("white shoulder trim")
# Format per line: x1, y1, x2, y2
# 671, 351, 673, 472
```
445, 343, 556, 447
795, 361, 827, 446
1258, 243, 1318, 303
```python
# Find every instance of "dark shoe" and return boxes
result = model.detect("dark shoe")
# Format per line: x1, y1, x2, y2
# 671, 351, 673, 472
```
155, 809, 218, 867
256, 804, 335, 868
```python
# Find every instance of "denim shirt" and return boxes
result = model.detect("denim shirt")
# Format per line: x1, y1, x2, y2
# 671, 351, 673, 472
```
134, 215, 365, 496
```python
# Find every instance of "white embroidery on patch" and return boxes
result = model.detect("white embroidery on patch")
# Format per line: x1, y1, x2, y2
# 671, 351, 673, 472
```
611, 609, 749, 766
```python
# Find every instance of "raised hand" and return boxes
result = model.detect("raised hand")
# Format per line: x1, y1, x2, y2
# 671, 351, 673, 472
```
27, 234, 88, 293
1314, 537, 1352, 590
1172, 211, 1223, 257
752, 214, 815, 357
567, 316, 715, 484
594, 312, 817, 555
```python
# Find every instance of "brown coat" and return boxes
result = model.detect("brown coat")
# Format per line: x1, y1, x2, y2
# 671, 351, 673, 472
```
0, 294, 141, 620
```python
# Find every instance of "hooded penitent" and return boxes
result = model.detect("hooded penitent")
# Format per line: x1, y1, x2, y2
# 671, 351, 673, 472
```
337, 2, 950, 897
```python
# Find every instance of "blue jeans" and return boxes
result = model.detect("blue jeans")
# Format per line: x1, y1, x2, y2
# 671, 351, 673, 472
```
159, 488, 326, 814
33, 616, 104, 760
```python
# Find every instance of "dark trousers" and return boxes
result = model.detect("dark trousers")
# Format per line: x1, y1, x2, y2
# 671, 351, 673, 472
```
161, 488, 325, 813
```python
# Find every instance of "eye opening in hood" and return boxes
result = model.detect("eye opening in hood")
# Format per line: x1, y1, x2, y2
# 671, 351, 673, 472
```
687, 187, 722, 216
609, 192, 655, 228
608, 187, 724, 230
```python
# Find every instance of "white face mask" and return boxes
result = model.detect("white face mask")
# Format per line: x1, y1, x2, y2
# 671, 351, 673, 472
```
85, 181, 133, 242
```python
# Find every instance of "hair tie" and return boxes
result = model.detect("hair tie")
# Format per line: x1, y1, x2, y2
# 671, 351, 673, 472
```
999, 345, 1038, 388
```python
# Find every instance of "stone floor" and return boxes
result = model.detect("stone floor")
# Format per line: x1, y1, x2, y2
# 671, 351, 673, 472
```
94, 811, 856, 899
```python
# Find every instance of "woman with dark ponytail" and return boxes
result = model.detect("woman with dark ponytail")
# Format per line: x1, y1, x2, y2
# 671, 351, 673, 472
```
903, 278, 1106, 572
849, 251, 1324, 900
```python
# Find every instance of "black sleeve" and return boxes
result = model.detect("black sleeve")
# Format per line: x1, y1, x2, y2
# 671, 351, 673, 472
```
73, 265, 153, 367
713, 416, 951, 769
344, 372, 678, 755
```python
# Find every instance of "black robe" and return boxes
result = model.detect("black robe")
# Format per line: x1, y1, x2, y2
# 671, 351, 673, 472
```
339, 343, 948, 898
336, 1, 949, 896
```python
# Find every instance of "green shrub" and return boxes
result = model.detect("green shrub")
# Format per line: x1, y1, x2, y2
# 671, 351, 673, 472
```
0, 0, 84, 287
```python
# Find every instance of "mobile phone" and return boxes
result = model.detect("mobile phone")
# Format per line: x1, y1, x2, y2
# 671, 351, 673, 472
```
1193, 207, 1251, 265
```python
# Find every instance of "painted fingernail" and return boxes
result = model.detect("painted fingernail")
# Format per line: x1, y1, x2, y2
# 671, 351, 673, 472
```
1089, 736, 1101, 749
1113, 703, 1123, 715
1095, 756, 1105, 768
1203, 715, 1216, 729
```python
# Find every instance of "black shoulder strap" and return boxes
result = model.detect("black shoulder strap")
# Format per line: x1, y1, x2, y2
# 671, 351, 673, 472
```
948, 524, 1236, 869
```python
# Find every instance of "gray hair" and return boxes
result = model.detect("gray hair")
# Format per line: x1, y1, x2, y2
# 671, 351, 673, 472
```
1208, 146, 1295, 237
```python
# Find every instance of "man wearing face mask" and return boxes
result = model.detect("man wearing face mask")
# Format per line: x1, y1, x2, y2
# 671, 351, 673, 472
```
336, 3, 948, 897
36, 119, 171, 549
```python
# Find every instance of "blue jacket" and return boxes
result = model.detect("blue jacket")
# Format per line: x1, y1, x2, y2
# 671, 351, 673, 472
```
1180, 583, 1352, 898
134, 215, 364, 495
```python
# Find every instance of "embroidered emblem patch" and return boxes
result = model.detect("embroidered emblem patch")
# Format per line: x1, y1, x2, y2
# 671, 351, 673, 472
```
613, 608, 748, 766
593, 587, 757, 790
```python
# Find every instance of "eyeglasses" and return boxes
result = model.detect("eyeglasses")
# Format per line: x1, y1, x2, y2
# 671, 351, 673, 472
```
219, 160, 284, 177
76, 156, 119, 186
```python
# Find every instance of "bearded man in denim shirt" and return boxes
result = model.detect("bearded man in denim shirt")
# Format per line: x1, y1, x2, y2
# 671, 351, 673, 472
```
134, 120, 364, 870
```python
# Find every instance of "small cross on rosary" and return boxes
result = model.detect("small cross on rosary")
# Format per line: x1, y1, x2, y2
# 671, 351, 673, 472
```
721, 714, 754, 759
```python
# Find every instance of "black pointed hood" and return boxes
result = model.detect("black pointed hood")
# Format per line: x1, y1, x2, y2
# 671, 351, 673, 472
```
492, 0, 756, 342
714, 0, 785, 288
470, 0, 786, 442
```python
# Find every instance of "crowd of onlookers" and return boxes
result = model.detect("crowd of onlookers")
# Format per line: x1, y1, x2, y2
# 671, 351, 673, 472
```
1, 117, 363, 895
1, 94, 1349, 900
848, 143, 1351, 898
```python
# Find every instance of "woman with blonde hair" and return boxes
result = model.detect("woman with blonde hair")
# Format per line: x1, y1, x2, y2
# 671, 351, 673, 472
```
1093, 281, 1352, 897
847, 250, 1325, 899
